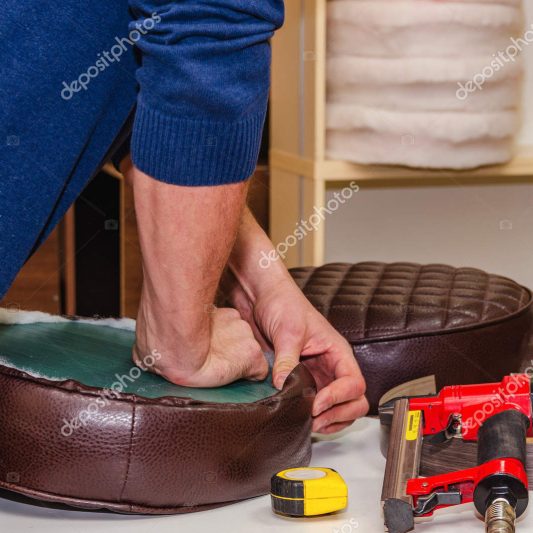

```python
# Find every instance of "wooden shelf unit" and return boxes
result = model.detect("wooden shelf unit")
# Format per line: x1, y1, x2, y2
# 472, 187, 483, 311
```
269, 0, 533, 268
271, 146, 533, 183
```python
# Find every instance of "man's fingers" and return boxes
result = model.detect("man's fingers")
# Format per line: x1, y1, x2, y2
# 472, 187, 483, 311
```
312, 396, 370, 433
333, 344, 365, 382
249, 320, 272, 353
272, 333, 304, 390
312, 375, 366, 417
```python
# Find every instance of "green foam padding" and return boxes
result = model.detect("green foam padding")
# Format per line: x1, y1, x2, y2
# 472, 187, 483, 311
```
0, 321, 277, 403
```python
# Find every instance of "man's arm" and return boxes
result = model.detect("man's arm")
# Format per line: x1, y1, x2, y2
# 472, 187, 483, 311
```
123, 1, 283, 383
128, 163, 268, 386
224, 208, 369, 433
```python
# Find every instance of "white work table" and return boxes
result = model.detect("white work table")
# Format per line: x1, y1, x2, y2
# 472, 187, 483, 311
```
0, 417, 528, 533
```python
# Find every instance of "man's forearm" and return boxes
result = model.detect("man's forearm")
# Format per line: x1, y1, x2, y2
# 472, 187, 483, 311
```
228, 207, 295, 303
133, 167, 248, 375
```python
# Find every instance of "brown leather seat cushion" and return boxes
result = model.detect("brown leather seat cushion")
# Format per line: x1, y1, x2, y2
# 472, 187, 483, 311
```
290, 262, 533, 413
0, 319, 315, 514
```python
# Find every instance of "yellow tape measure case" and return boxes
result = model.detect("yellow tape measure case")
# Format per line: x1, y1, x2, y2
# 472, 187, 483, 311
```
271, 467, 348, 517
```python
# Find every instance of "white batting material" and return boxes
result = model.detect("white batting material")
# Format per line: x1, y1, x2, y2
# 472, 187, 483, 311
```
331, 0, 521, 4
327, 2, 523, 30
0, 356, 69, 381
326, 0, 525, 169
327, 129, 514, 169
0, 308, 136, 331
327, 105, 518, 141
328, 56, 523, 86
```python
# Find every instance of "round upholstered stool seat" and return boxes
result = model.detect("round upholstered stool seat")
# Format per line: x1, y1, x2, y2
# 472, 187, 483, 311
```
0, 316, 314, 514
290, 262, 532, 413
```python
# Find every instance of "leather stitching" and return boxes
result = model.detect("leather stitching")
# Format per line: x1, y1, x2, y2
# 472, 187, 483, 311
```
292, 264, 531, 338
311, 302, 521, 314
303, 292, 526, 305
480, 271, 491, 322
441, 267, 458, 329
295, 266, 316, 294
342, 318, 524, 334
362, 264, 387, 337
329, 263, 355, 317
119, 396, 136, 502
403, 264, 422, 331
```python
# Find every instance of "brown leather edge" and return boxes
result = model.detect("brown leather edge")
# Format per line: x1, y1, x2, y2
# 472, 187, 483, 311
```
0, 481, 237, 515
0, 362, 313, 409
0, 363, 316, 514
358, 308, 532, 414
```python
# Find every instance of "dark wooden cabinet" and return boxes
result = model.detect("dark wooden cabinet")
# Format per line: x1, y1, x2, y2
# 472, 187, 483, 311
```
1, 165, 270, 318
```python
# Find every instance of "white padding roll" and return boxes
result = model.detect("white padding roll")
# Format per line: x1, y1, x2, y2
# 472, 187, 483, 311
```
326, 129, 515, 169
326, 0, 525, 169
327, 2, 523, 57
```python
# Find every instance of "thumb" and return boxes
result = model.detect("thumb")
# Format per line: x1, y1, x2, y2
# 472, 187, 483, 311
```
272, 333, 304, 390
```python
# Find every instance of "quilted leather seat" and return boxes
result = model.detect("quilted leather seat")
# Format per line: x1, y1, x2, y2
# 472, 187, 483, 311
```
290, 262, 533, 413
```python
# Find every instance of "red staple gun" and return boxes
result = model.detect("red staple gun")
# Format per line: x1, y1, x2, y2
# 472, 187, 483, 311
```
379, 374, 531, 533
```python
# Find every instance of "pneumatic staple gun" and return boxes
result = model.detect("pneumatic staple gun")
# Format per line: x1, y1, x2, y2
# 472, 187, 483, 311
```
379, 374, 532, 533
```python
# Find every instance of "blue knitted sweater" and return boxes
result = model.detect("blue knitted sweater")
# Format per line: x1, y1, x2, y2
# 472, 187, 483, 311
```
0, 0, 283, 296
129, 0, 283, 185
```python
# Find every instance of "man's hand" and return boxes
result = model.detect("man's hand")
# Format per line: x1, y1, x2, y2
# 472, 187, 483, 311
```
225, 208, 369, 434
133, 307, 268, 387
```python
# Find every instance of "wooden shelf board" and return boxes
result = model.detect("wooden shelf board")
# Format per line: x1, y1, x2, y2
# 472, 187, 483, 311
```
270, 146, 533, 182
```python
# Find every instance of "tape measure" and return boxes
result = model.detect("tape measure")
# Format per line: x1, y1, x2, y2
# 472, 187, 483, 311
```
270, 467, 348, 517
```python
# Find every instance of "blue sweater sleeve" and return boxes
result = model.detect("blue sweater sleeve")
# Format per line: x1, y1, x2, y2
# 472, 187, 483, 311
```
128, 0, 284, 186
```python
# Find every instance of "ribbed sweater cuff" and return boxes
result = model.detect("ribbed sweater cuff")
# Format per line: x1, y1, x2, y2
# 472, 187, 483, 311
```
130, 100, 266, 186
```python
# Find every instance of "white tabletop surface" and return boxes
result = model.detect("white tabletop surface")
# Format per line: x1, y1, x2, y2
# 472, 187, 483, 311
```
0, 417, 530, 533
